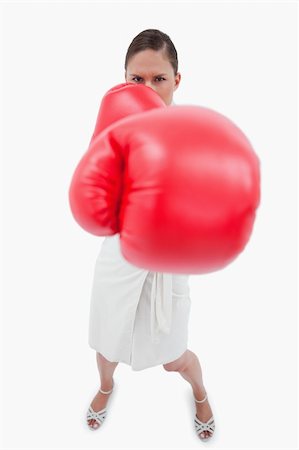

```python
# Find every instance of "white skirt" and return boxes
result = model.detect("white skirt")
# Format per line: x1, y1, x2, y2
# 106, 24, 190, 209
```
88, 234, 191, 371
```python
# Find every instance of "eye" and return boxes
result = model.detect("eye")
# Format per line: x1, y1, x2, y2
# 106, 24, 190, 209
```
131, 76, 166, 83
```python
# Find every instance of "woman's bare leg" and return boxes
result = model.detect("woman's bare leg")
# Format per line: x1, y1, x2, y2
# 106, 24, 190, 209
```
87, 351, 119, 429
163, 349, 213, 439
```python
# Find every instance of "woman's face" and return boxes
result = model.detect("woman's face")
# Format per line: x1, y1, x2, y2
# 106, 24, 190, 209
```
125, 49, 181, 105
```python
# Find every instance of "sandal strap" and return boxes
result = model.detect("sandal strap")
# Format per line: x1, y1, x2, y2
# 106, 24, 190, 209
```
98, 379, 114, 395
194, 392, 208, 403
87, 405, 107, 425
194, 415, 215, 434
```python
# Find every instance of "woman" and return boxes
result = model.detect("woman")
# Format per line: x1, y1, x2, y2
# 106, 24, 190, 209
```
86, 29, 215, 441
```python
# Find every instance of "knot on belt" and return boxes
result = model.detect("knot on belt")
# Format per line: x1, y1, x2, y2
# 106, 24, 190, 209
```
150, 273, 173, 344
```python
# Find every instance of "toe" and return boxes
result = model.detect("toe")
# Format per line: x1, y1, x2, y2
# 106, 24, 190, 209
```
88, 419, 96, 428
89, 419, 99, 429
199, 431, 209, 439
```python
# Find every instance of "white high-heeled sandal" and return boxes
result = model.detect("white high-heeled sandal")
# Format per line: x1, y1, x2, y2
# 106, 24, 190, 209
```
194, 392, 215, 440
86, 379, 114, 430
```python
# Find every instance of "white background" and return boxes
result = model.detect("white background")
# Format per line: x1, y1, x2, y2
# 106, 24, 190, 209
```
1, 1, 298, 449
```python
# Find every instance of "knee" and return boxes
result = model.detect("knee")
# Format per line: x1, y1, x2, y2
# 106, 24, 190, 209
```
96, 351, 118, 368
163, 361, 177, 372
163, 350, 191, 372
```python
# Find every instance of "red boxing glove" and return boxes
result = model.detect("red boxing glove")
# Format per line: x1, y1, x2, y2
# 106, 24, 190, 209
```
89, 82, 166, 142
69, 85, 260, 274
69, 83, 165, 237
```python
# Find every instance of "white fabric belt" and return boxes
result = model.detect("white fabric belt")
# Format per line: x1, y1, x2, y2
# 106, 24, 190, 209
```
150, 273, 173, 344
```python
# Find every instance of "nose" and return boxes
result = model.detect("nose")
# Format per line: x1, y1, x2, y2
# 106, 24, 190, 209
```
145, 82, 156, 91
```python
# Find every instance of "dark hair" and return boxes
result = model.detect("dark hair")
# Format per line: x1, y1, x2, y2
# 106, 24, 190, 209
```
124, 29, 178, 76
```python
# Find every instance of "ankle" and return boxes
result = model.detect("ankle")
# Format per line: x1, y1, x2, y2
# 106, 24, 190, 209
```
100, 379, 114, 392
193, 385, 206, 401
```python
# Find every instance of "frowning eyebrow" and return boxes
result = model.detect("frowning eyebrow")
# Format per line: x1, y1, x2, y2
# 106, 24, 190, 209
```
129, 73, 167, 77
